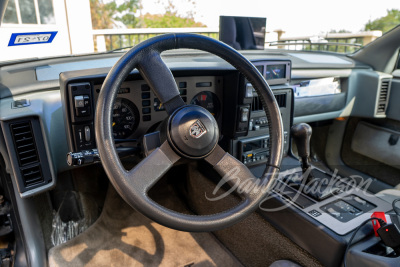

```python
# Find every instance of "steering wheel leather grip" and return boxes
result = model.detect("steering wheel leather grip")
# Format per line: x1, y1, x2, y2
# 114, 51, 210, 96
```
95, 33, 284, 232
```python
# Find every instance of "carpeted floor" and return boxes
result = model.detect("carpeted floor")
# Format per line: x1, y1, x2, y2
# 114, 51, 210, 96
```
48, 185, 242, 267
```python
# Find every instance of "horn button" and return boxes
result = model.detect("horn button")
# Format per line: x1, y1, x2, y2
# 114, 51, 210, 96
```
167, 105, 219, 158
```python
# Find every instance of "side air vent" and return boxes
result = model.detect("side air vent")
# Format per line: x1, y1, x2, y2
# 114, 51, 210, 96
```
10, 122, 39, 166
10, 121, 44, 187
376, 79, 390, 115
251, 93, 287, 112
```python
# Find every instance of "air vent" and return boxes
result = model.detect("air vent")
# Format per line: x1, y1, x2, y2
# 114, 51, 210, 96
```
275, 94, 287, 108
10, 121, 39, 166
10, 121, 44, 187
251, 93, 287, 112
376, 79, 390, 115
21, 165, 43, 187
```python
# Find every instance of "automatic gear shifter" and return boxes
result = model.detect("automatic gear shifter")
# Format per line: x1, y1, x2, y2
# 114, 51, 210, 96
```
290, 123, 340, 201
291, 123, 312, 173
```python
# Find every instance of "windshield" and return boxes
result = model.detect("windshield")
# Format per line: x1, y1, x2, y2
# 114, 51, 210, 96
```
1, 0, 399, 62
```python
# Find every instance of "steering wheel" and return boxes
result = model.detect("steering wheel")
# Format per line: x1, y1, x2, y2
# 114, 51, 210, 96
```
95, 33, 284, 232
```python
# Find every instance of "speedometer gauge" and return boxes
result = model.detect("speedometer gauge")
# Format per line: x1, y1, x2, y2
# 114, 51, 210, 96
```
190, 91, 221, 119
112, 98, 139, 139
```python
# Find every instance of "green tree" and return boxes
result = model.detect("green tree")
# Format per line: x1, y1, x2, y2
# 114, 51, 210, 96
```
89, 0, 139, 29
364, 9, 400, 33
138, 0, 205, 28
140, 12, 205, 28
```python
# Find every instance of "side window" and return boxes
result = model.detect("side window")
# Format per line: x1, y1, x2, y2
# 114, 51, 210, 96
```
2, 0, 55, 25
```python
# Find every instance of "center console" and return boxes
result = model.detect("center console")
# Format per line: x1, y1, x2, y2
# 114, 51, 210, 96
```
253, 121, 398, 267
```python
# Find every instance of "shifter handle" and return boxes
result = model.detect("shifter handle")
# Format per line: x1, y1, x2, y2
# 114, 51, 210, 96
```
291, 123, 312, 171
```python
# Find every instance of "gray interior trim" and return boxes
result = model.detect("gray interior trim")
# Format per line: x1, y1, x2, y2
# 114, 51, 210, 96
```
325, 119, 392, 194
10, 178, 47, 267
294, 111, 342, 124
386, 78, 400, 120
351, 25, 400, 73
347, 236, 399, 267
294, 93, 346, 117
0, 131, 47, 267
291, 69, 353, 79
351, 121, 400, 169
392, 69, 400, 78
344, 70, 392, 119
0, 91, 69, 197
289, 53, 353, 65
36, 58, 119, 81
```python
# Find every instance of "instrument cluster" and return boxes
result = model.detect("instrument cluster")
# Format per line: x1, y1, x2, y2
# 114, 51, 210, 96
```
93, 76, 223, 140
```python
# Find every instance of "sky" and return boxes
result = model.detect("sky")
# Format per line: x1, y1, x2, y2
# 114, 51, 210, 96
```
139, 0, 400, 37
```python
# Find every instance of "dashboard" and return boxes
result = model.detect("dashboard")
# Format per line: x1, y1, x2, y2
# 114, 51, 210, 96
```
0, 50, 390, 198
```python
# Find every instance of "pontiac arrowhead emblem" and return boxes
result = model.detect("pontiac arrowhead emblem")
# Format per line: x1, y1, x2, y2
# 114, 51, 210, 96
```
189, 119, 207, 138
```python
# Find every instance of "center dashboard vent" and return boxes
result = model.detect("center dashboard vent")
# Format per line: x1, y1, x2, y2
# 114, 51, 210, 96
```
10, 121, 44, 187
376, 79, 390, 115
252, 93, 287, 112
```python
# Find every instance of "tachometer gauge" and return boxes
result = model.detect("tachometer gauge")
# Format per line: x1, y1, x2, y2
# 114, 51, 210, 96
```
190, 91, 221, 119
112, 98, 139, 139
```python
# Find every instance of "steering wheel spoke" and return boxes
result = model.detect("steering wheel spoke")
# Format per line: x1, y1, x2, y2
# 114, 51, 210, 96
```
127, 141, 180, 194
138, 50, 185, 115
205, 145, 261, 200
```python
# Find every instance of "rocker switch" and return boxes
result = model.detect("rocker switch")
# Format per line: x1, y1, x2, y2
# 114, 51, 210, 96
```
84, 126, 91, 142
74, 95, 91, 117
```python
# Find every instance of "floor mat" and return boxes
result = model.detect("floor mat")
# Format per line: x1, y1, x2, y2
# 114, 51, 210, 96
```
48, 185, 242, 267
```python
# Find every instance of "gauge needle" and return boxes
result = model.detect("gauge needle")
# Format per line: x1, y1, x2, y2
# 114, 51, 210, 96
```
112, 122, 116, 127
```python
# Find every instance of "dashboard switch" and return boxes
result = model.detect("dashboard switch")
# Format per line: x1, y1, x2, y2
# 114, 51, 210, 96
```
354, 196, 367, 205
245, 83, 254, 98
75, 95, 91, 117
240, 107, 249, 122
84, 126, 91, 142
74, 95, 85, 108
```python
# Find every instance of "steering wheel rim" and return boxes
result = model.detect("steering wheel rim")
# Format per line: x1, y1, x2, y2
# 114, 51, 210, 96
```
95, 33, 284, 232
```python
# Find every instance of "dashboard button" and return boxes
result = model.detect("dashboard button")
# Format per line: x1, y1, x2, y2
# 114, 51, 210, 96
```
74, 95, 84, 108
240, 107, 249, 122
143, 115, 151, 121
245, 83, 253, 98
142, 107, 151, 114
84, 126, 91, 142
142, 100, 151, 107
76, 106, 90, 117
83, 95, 90, 106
